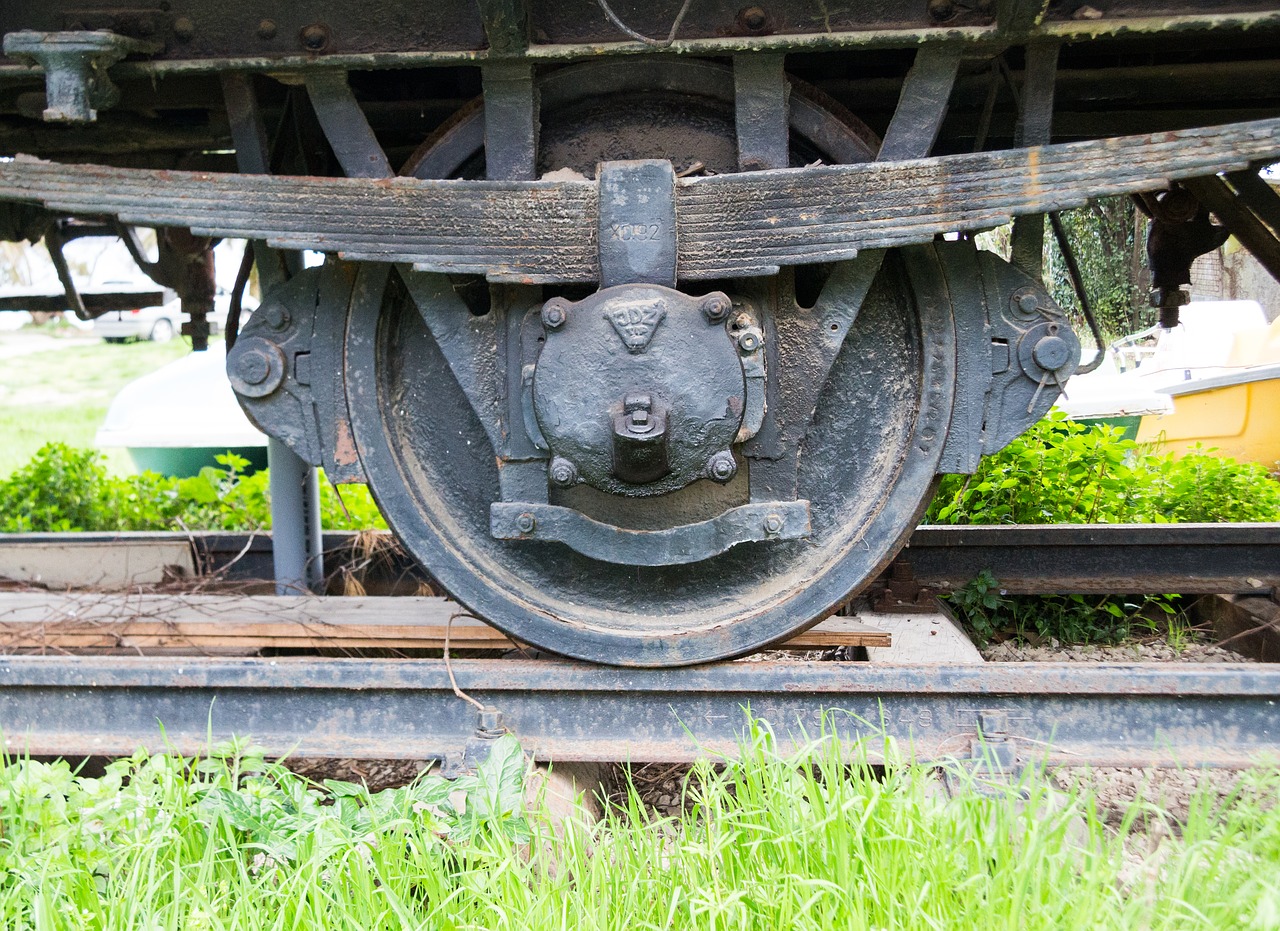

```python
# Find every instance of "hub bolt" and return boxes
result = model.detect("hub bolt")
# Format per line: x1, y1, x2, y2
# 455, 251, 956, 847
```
236, 352, 270, 386
516, 513, 537, 534
764, 513, 784, 534
541, 298, 569, 330
228, 338, 285, 398
706, 451, 738, 484
549, 456, 579, 487
1032, 334, 1070, 372
700, 293, 732, 323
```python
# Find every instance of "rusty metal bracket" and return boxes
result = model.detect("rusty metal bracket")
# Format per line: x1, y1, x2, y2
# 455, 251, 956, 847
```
2, 30, 159, 123
490, 499, 810, 566
597, 160, 677, 288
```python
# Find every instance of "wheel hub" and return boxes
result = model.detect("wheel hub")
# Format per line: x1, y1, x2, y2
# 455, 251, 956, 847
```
532, 285, 762, 499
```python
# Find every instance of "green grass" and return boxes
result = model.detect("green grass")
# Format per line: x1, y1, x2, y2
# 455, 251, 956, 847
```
0, 330, 192, 476
2, 723, 1277, 930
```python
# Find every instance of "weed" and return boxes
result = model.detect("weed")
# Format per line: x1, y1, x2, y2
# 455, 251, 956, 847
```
943, 571, 1185, 646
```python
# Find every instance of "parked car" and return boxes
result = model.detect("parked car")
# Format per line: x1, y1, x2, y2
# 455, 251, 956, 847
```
94, 287, 258, 343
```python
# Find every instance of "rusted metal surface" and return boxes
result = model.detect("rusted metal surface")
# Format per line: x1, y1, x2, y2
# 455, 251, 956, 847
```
902, 523, 1280, 596
0, 118, 1276, 281
0, 5, 1276, 77
0, 656, 1276, 767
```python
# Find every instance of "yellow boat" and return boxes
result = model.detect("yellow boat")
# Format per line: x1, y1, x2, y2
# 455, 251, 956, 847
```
1137, 313, 1280, 466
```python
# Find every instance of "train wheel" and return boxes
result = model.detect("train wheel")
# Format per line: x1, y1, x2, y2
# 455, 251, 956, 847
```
340, 60, 958, 666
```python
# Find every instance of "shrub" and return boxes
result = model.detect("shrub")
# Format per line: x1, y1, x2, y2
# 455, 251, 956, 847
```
0, 443, 387, 533
927, 412, 1280, 525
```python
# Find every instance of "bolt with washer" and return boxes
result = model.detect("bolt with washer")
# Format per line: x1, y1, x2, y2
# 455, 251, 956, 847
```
515, 513, 537, 534
541, 298, 569, 330
763, 513, 784, 534
261, 303, 290, 331
706, 451, 738, 484
700, 293, 732, 323
737, 327, 763, 352
549, 456, 579, 487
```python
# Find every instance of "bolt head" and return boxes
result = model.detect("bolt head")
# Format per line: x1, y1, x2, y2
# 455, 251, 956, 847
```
262, 303, 290, 330
541, 299, 568, 329
977, 710, 1009, 738
764, 513, 784, 534
700, 293, 732, 323
1017, 293, 1039, 315
549, 456, 578, 487
515, 513, 536, 534
707, 451, 738, 484
737, 328, 763, 353
173, 16, 196, 41
236, 351, 270, 386
257, 19, 278, 40
477, 706, 504, 734
1032, 335, 1070, 372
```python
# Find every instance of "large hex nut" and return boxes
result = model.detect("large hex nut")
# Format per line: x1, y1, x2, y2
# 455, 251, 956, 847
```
228, 337, 286, 398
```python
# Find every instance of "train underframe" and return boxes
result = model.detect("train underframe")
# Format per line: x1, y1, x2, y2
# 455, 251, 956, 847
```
0, 2, 1278, 665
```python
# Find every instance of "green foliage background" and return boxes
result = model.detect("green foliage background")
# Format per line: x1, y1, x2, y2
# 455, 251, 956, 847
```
0, 444, 385, 533
927, 413, 1280, 525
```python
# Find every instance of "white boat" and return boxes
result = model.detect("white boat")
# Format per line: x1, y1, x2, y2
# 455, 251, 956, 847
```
96, 344, 267, 477
1057, 300, 1270, 441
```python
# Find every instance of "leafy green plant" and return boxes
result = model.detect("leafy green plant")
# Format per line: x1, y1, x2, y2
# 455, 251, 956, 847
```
0, 443, 387, 533
928, 412, 1280, 525
943, 570, 1185, 646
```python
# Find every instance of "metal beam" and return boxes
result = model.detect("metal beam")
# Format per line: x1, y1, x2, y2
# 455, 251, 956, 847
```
877, 45, 963, 162
1, 523, 1275, 596
0, 656, 1276, 767
303, 71, 393, 179
903, 523, 1280, 595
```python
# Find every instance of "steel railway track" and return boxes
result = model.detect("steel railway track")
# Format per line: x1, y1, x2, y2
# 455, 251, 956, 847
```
0, 524, 1276, 770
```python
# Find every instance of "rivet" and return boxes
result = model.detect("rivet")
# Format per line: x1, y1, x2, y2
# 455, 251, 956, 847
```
926, 0, 955, 21
736, 6, 769, 32
257, 19, 278, 40
173, 16, 195, 41
300, 23, 331, 52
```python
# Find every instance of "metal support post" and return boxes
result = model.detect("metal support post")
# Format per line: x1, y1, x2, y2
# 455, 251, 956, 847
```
267, 437, 323, 594
222, 71, 323, 593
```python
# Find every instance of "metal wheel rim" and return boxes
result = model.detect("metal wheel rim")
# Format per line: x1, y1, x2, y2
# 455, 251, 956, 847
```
343, 61, 956, 666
